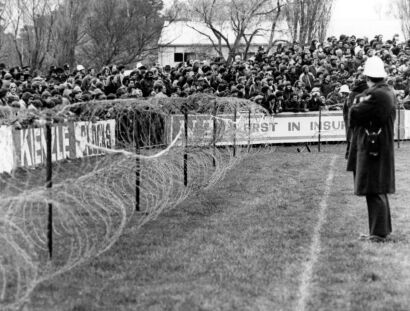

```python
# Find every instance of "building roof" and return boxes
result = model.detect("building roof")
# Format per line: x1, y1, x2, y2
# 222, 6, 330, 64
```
159, 21, 290, 47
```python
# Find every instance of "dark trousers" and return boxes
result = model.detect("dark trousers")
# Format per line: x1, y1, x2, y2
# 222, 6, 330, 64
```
365, 194, 392, 237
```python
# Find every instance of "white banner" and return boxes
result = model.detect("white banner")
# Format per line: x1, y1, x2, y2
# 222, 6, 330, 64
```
0, 119, 117, 174
168, 111, 347, 146
239, 111, 346, 144
403, 110, 410, 140
74, 120, 116, 158
0, 126, 14, 174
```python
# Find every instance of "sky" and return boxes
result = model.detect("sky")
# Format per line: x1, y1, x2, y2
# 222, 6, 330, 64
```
328, 0, 403, 39
163, 0, 404, 41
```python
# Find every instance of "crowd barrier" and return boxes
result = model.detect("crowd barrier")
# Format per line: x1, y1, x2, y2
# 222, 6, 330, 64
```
0, 110, 408, 174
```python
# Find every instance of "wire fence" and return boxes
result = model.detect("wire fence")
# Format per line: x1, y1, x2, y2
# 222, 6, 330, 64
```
0, 95, 407, 309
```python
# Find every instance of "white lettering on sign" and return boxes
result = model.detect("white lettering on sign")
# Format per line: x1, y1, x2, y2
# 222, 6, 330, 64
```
33, 128, 43, 165
310, 121, 345, 131
244, 122, 278, 132
170, 112, 348, 145
20, 129, 32, 166
62, 126, 70, 158
288, 122, 301, 132
203, 119, 213, 139
74, 120, 116, 157
18, 125, 70, 167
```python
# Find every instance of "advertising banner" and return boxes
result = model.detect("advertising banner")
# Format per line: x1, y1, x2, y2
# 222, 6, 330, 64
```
0, 126, 15, 174
402, 110, 410, 140
0, 120, 117, 173
74, 120, 116, 158
13, 124, 76, 168
168, 111, 347, 146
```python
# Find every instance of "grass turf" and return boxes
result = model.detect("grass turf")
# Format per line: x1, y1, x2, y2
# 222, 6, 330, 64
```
20, 143, 410, 310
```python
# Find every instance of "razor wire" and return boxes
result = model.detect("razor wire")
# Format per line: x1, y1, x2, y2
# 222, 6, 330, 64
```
0, 95, 268, 310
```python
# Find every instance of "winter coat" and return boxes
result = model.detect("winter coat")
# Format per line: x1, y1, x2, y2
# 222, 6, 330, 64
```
343, 80, 368, 159
347, 82, 396, 195
299, 72, 315, 91
320, 81, 334, 97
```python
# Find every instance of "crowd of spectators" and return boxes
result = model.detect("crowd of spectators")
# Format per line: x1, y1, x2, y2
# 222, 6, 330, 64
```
1, 33, 410, 114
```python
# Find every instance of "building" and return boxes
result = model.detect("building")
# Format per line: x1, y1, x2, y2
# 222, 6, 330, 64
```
158, 21, 290, 66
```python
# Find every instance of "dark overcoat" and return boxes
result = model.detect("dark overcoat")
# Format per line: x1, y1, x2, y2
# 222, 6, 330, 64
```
347, 82, 396, 196
343, 80, 369, 159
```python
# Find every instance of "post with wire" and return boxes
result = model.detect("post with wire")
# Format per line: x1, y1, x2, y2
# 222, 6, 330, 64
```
397, 103, 401, 149
134, 113, 141, 212
184, 105, 188, 187
233, 105, 237, 157
318, 106, 322, 152
45, 121, 53, 259
213, 100, 217, 167
248, 108, 251, 151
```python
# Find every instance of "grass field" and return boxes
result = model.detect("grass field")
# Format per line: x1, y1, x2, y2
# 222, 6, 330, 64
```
16, 143, 410, 310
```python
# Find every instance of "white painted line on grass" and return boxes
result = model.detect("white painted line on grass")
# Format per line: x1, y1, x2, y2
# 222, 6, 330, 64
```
295, 155, 338, 311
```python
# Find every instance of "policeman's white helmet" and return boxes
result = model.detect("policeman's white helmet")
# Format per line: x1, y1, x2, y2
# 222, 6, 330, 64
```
363, 56, 387, 78
339, 84, 350, 94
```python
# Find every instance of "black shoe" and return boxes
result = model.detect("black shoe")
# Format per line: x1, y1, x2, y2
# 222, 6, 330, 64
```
358, 234, 387, 243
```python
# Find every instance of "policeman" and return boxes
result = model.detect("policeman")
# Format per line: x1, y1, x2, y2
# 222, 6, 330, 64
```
347, 56, 396, 242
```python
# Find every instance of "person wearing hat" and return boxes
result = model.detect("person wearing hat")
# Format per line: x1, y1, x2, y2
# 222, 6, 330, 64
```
347, 56, 396, 242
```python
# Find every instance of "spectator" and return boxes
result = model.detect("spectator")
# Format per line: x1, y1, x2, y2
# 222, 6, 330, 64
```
0, 32, 409, 116
299, 65, 316, 91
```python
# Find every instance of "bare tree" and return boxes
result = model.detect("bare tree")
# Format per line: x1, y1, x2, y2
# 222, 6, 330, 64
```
183, 0, 281, 63
316, 0, 333, 42
52, 0, 91, 67
0, 0, 8, 61
263, 0, 285, 54
284, 0, 334, 46
6, 0, 57, 71
392, 0, 410, 41
80, 0, 165, 68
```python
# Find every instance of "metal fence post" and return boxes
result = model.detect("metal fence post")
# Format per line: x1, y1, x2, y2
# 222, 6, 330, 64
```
45, 123, 53, 259
213, 101, 217, 167
184, 106, 188, 187
148, 112, 152, 150
248, 109, 251, 151
233, 106, 237, 157
318, 107, 322, 152
134, 114, 141, 211
398, 104, 401, 149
